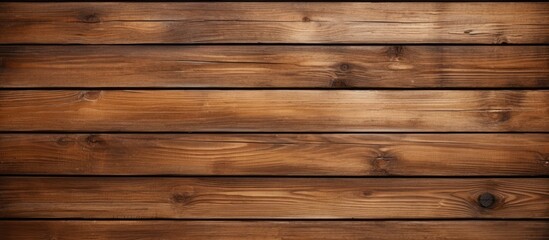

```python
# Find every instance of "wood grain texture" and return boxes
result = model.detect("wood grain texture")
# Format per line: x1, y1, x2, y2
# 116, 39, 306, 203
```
1, 134, 547, 176
1, 90, 547, 132
0, 177, 547, 219
1, 1, 547, 238
1, 2, 548, 44
2, 220, 548, 240
2, 45, 548, 88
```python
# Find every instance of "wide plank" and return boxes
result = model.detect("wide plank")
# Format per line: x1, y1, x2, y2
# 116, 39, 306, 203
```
1, 2, 548, 44
0, 177, 547, 219
0, 90, 547, 132
1, 134, 547, 176
2, 220, 548, 240
1, 46, 548, 88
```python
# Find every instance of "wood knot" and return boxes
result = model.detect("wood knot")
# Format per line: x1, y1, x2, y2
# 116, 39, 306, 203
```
171, 193, 193, 204
361, 190, 373, 197
464, 29, 473, 34
56, 136, 73, 146
539, 154, 549, 167
331, 78, 348, 88
82, 13, 100, 23
484, 110, 511, 123
375, 153, 395, 162
80, 91, 102, 101
86, 134, 105, 146
339, 63, 350, 72
302, 16, 311, 22
478, 192, 496, 209
386, 45, 405, 61
370, 152, 395, 175
494, 33, 509, 44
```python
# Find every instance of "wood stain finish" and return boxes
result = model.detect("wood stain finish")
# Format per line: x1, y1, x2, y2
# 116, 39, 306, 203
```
0, 2, 548, 239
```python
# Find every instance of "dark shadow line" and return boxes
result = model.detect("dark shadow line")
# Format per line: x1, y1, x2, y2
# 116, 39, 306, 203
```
0, 218, 546, 221
0, 175, 547, 178
1, 87, 548, 90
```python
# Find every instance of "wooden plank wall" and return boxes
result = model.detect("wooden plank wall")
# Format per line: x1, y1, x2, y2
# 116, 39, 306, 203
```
0, 2, 548, 239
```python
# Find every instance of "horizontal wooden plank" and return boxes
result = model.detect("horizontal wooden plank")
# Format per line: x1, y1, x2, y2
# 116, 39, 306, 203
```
1, 2, 548, 44
0, 177, 547, 219
1, 134, 547, 176
0, 90, 547, 132
1, 45, 548, 88
2, 221, 548, 240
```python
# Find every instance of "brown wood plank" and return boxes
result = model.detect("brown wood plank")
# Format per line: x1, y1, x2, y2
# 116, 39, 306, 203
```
0, 177, 547, 219
1, 45, 548, 88
0, 90, 547, 132
2, 221, 548, 240
1, 2, 548, 44
1, 134, 547, 176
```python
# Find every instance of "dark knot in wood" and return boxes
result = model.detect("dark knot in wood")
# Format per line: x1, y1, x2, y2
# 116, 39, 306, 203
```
82, 14, 100, 23
494, 33, 509, 44
331, 79, 348, 88
370, 152, 395, 175
171, 193, 193, 205
339, 63, 350, 72
478, 192, 496, 208
483, 110, 511, 123
86, 134, 105, 145
386, 45, 405, 61
56, 136, 72, 146
80, 91, 102, 101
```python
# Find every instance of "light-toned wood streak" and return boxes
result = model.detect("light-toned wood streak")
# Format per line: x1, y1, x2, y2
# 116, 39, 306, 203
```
0, 90, 547, 132
1, 134, 547, 176
0, 177, 547, 219
1, 46, 548, 88
2, 221, 548, 240
1, 2, 548, 44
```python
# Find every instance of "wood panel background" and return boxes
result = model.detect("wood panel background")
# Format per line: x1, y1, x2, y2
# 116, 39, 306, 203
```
0, 2, 548, 239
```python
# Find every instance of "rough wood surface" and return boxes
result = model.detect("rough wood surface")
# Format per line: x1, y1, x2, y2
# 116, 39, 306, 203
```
2, 221, 548, 240
1, 2, 548, 44
1, 1, 548, 237
1, 46, 548, 88
1, 134, 547, 176
1, 177, 547, 219
1, 90, 546, 132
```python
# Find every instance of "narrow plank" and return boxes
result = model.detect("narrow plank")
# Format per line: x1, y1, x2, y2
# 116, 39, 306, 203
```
2, 221, 548, 240
1, 2, 548, 44
0, 177, 547, 219
1, 134, 547, 176
2, 46, 548, 88
0, 90, 547, 132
